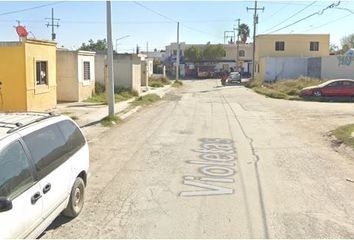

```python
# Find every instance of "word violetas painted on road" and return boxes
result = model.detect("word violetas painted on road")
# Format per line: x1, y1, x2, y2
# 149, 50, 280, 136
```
180, 138, 237, 197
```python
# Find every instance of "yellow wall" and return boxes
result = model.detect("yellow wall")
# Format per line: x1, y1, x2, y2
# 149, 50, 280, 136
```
0, 44, 27, 111
255, 34, 330, 81
255, 34, 330, 59
24, 40, 57, 111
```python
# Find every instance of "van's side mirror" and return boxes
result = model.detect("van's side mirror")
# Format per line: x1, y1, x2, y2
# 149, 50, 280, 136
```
0, 197, 12, 212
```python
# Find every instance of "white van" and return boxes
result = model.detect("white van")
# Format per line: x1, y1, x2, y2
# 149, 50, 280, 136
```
0, 112, 89, 239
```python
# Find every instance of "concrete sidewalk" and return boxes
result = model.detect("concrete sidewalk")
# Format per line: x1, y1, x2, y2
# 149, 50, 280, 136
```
54, 84, 172, 140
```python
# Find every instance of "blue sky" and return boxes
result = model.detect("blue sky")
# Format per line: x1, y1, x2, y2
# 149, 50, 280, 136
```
0, 1, 353, 52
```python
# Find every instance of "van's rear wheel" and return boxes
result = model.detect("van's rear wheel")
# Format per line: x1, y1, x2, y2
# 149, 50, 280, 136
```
62, 177, 85, 218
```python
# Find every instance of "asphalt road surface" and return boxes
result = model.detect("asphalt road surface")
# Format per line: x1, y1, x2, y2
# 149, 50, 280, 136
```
43, 79, 354, 238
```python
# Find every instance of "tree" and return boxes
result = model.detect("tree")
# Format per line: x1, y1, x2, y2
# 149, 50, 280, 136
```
79, 39, 107, 51
238, 23, 250, 43
184, 46, 203, 63
340, 34, 354, 53
202, 44, 226, 61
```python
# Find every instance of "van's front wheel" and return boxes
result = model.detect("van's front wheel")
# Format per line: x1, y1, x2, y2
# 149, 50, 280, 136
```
62, 177, 85, 218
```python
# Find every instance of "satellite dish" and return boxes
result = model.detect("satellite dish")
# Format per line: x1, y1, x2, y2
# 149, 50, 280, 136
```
16, 25, 28, 38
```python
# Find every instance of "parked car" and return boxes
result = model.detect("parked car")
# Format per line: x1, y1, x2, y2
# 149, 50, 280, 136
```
300, 79, 354, 98
0, 112, 89, 239
227, 72, 241, 84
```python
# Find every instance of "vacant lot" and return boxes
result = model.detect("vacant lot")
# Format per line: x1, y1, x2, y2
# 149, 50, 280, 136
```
332, 124, 354, 150
246, 77, 325, 100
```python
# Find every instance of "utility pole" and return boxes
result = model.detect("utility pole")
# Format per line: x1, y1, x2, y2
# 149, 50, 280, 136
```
106, 1, 115, 117
236, 18, 241, 72
176, 22, 180, 81
45, 8, 60, 41
247, 0, 264, 80
146, 41, 148, 55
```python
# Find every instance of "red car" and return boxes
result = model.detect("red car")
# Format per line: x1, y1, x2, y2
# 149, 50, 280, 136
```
300, 79, 354, 98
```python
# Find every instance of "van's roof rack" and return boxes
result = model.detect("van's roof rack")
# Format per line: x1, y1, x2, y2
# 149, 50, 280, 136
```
0, 112, 58, 134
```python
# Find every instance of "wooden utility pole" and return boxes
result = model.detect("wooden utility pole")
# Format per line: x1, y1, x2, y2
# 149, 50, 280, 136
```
247, 0, 264, 80
236, 18, 241, 72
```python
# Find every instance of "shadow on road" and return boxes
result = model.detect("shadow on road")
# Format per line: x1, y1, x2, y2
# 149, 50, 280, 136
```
38, 216, 72, 238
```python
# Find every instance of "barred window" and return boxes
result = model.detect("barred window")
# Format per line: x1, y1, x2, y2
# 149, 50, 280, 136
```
310, 41, 319, 51
83, 61, 91, 80
275, 41, 285, 51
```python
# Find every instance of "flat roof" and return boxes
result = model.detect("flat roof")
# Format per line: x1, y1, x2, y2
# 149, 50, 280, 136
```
257, 34, 330, 37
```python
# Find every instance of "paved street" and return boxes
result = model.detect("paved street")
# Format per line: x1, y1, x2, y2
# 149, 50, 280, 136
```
43, 79, 354, 238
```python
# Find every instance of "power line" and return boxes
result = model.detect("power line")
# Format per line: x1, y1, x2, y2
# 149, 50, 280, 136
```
0, 19, 234, 25
0, 1, 66, 16
260, 4, 288, 23
266, 1, 341, 34
303, 11, 354, 32
262, 1, 317, 33
133, 1, 221, 40
133, 1, 176, 23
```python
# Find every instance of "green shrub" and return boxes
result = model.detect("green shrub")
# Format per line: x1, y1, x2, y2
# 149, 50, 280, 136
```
149, 81, 164, 88
172, 80, 183, 87
101, 115, 122, 127
332, 124, 354, 150
148, 76, 171, 86
132, 94, 161, 106
95, 82, 105, 94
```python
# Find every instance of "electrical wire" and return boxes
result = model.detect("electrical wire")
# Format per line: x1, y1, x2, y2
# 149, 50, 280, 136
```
266, 1, 341, 34
133, 1, 222, 41
0, 1, 66, 16
262, 1, 317, 33
303, 11, 354, 32
133, 1, 177, 23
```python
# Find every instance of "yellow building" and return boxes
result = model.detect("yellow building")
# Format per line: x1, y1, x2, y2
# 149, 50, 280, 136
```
0, 39, 57, 112
255, 34, 330, 80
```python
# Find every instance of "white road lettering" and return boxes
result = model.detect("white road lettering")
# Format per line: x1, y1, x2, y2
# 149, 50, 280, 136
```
181, 138, 237, 197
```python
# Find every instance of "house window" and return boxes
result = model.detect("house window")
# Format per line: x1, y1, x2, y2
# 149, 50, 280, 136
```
36, 61, 48, 85
83, 61, 91, 80
275, 41, 285, 51
310, 41, 319, 51
239, 50, 245, 57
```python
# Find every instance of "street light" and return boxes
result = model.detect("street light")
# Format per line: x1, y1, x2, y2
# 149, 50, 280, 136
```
115, 35, 130, 53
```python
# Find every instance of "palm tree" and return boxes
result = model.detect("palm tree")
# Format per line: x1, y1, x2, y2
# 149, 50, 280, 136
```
238, 24, 250, 43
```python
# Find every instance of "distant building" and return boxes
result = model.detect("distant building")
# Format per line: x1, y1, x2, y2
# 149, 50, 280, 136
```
254, 34, 330, 81
140, 50, 166, 62
0, 39, 57, 111
164, 42, 253, 77
56, 49, 96, 102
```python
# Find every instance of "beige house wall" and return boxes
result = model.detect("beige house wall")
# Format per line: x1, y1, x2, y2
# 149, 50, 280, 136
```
77, 52, 95, 101
57, 50, 95, 102
131, 61, 142, 94
57, 51, 78, 102
95, 53, 141, 94
95, 54, 106, 85
141, 61, 148, 87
